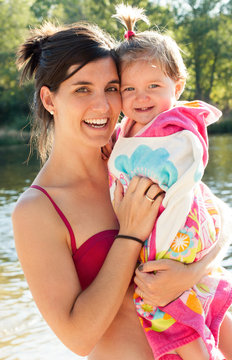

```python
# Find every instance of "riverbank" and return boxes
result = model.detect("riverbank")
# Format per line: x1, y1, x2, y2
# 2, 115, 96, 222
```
208, 115, 232, 134
1, 115, 232, 146
0, 128, 30, 146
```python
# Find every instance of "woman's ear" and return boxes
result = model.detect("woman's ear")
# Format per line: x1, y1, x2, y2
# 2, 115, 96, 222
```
175, 79, 186, 100
40, 86, 55, 115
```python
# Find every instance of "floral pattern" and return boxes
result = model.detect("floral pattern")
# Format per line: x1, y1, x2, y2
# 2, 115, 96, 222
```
108, 101, 231, 359
134, 183, 223, 336
163, 225, 200, 263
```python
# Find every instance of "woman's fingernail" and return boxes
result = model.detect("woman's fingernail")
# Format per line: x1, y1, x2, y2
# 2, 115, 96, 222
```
138, 264, 143, 271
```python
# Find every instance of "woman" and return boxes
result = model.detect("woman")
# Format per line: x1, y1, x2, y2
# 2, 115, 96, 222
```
12, 22, 231, 359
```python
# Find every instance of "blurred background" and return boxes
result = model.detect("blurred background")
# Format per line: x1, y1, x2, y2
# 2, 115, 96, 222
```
0, 0, 231, 359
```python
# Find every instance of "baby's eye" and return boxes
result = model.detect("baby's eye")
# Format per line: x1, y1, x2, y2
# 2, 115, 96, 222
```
123, 87, 135, 92
75, 87, 89, 93
149, 84, 159, 89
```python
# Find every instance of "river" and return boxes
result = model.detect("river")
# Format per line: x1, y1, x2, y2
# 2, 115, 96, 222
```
0, 135, 232, 360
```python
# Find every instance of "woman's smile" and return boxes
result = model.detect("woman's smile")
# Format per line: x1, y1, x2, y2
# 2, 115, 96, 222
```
83, 117, 109, 128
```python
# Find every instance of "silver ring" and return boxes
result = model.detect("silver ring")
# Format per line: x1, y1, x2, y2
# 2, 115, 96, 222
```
145, 194, 154, 203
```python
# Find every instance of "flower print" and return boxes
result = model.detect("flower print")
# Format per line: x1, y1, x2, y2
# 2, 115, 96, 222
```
184, 101, 201, 108
108, 172, 116, 188
164, 226, 199, 263
138, 303, 156, 319
142, 303, 154, 313
149, 309, 176, 332
170, 232, 190, 253
119, 173, 128, 188
114, 145, 178, 190
135, 299, 158, 320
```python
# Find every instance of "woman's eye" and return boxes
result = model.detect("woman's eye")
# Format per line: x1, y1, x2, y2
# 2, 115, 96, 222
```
107, 86, 119, 92
75, 87, 89, 93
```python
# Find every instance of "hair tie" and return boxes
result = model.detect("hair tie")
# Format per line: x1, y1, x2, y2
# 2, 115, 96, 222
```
114, 234, 144, 245
124, 30, 135, 40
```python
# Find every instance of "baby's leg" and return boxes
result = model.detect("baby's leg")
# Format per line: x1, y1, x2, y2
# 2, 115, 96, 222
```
219, 311, 232, 360
175, 337, 209, 360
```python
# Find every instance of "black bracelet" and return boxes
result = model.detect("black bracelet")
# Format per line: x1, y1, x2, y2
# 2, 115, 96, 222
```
115, 234, 144, 245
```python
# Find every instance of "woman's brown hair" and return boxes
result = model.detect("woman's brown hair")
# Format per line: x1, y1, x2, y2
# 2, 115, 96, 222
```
17, 22, 117, 163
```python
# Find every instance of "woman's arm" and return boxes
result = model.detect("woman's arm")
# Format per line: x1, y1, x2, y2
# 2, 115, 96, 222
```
134, 196, 232, 307
12, 177, 163, 356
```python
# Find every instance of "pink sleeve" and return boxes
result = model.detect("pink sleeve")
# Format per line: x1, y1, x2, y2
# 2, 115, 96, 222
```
139, 100, 222, 166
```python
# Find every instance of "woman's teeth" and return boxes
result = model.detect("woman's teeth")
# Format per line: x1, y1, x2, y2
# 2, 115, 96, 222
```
84, 118, 108, 128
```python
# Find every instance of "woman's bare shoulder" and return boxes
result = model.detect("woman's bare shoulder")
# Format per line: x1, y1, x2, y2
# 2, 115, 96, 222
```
12, 187, 51, 221
12, 187, 66, 250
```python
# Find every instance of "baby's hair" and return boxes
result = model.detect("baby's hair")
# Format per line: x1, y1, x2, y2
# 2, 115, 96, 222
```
112, 3, 149, 33
17, 21, 117, 163
113, 3, 187, 82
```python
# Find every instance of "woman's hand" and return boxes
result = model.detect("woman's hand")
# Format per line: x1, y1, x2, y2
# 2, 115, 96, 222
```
134, 229, 232, 307
114, 176, 165, 242
134, 259, 194, 307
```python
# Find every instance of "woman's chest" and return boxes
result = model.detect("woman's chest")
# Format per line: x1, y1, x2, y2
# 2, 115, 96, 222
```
64, 183, 118, 247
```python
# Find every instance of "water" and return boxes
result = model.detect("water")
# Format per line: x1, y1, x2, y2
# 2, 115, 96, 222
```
0, 136, 232, 360
0, 146, 84, 360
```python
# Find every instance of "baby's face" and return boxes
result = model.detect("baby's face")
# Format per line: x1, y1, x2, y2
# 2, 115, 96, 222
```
120, 59, 183, 129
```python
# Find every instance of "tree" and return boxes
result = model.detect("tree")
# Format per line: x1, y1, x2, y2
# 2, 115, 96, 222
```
0, 0, 35, 127
210, 12, 232, 112
0, 0, 231, 131
171, 0, 232, 106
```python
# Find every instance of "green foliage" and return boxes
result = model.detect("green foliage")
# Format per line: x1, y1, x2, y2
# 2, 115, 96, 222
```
0, 0, 35, 128
171, 0, 232, 104
0, 0, 231, 133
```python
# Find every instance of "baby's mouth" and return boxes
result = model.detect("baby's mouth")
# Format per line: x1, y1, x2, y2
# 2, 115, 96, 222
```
134, 106, 153, 112
83, 118, 108, 128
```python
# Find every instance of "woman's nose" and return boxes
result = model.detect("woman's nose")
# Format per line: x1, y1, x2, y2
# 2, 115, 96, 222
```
90, 93, 110, 113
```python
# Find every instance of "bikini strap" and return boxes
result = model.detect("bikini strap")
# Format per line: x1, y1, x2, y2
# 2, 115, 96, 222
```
30, 185, 77, 254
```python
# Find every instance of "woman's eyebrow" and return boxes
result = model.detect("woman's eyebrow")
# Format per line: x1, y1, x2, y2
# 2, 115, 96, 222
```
71, 81, 92, 86
71, 79, 120, 86
109, 79, 120, 84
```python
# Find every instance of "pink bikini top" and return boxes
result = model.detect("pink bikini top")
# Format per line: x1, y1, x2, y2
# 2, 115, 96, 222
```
30, 185, 118, 290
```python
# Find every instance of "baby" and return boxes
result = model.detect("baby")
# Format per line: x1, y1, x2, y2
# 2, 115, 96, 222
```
108, 4, 232, 360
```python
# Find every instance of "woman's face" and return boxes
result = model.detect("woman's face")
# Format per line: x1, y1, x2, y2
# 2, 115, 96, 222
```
51, 57, 121, 149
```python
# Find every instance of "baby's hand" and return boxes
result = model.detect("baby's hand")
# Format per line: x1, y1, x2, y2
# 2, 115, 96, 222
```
101, 142, 113, 160
101, 127, 118, 160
